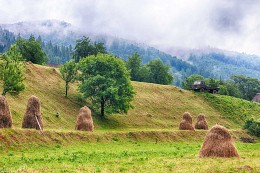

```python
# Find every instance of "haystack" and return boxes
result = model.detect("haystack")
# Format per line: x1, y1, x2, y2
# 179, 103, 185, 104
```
0, 95, 12, 128
179, 112, 194, 130
199, 125, 239, 158
195, 113, 208, 130
22, 96, 43, 130
75, 106, 94, 131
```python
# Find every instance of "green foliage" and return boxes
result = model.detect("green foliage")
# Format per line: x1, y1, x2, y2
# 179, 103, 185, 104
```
219, 85, 229, 95
16, 35, 47, 64
125, 53, 173, 85
60, 59, 77, 97
207, 77, 219, 88
145, 59, 173, 85
231, 75, 260, 100
244, 119, 260, 137
219, 80, 240, 97
126, 52, 142, 81
78, 54, 135, 117
0, 45, 25, 96
73, 36, 106, 62
182, 74, 205, 89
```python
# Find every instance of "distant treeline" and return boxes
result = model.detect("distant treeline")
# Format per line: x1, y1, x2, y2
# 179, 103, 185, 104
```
182, 74, 260, 101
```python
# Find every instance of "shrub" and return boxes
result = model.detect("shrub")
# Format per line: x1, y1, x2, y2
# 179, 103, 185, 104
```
243, 119, 260, 137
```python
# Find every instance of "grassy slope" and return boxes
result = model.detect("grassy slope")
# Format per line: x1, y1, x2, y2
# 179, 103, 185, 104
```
1, 63, 260, 131
1, 63, 260, 172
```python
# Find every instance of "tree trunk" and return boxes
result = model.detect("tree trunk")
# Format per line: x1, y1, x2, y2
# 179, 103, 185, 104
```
101, 97, 105, 118
2, 90, 6, 96
65, 82, 68, 97
2, 85, 7, 96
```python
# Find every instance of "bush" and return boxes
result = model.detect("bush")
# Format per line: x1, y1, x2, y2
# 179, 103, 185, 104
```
243, 119, 260, 137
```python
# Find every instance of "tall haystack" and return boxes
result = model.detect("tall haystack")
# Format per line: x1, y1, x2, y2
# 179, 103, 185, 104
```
0, 95, 12, 128
22, 96, 43, 130
195, 113, 208, 130
75, 106, 94, 131
199, 125, 239, 158
179, 112, 194, 130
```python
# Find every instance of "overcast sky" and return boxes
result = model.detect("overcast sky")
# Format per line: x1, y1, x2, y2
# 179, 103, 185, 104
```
1, 0, 260, 55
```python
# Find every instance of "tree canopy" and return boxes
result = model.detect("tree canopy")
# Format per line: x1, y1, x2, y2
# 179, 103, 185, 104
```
126, 52, 142, 81
16, 35, 47, 64
60, 59, 77, 97
146, 59, 173, 85
0, 45, 25, 96
73, 36, 106, 62
78, 53, 135, 117
125, 53, 174, 85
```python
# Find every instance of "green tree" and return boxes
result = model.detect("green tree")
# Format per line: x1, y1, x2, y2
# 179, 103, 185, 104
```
78, 54, 135, 117
231, 75, 260, 100
220, 80, 240, 97
73, 36, 106, 62
16, 35, 47, 64
60, 60, 77, 97
126, 52, 142, 81
0, 45, 25, 96
219, 85, 229, 95
146, 59, 173, 85
182, 74, 204, 89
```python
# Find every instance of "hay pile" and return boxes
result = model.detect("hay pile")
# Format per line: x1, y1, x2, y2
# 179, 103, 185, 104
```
195, 113, 208, 130
75, 106, 94, 131
0, 95, 12, 128
22, 96, 43, 130
179, 112, 194, 130
199, 125, 239, 158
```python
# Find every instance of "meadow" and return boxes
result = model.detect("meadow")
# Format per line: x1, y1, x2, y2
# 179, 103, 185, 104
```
0, 140, 259, 173
0, 64, 260, 172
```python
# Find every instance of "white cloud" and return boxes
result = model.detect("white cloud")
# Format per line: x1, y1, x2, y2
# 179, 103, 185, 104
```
0, 0, 260, 55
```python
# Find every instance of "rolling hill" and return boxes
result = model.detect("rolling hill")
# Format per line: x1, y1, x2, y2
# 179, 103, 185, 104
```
1, 63, 260, 173
1, 63, 259, 132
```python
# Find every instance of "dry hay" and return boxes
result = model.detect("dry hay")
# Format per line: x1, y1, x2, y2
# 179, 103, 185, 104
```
195, 113, 208, 130
0, 95, 12, 128
22, 95, 43, 130
199, 125, 239, 158
75, 106, 94, 131
179, 112, 194, 130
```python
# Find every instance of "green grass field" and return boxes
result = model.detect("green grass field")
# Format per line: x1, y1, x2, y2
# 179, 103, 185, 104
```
1, 141, 259, 173
0, 64, 260, 172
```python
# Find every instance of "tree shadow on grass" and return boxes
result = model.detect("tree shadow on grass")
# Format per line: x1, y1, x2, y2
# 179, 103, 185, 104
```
91, 109, 123, 130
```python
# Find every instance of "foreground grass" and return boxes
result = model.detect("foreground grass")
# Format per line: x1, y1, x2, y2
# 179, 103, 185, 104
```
1, 141, 259, 173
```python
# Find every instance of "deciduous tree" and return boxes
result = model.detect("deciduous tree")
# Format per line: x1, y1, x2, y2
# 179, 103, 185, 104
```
16, 35, 47, 64
0, 45, 25, 96
73, 36, 106, 62
78, 54, 134, 117
60, 59, 77, 97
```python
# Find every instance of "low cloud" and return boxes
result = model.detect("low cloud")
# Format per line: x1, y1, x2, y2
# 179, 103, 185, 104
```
1, 0, 260, 55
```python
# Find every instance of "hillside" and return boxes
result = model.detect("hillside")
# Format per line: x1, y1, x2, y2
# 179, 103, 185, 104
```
188, 50, 260, 80
1, 63, 260, 131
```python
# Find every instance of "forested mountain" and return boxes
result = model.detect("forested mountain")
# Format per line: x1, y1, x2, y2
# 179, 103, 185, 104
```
0, 20, 203, 86
0, 27, 16, 52
188, 50, 260, 80
1, 20, 260, 85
